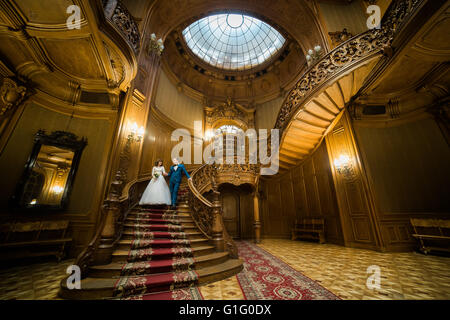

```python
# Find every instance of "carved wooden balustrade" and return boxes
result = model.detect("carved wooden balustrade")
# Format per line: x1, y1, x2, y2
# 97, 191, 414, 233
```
75, 0, 425, 278
187, 164, 241, 258
74, 180, 143, 276
274, 0, 424, 136
102, 0, 141, 53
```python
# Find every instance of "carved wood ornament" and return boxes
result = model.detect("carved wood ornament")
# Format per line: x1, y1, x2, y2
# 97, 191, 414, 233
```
204, 97, 255, 131
0, 78, 27, 116
274, 0, 423, 134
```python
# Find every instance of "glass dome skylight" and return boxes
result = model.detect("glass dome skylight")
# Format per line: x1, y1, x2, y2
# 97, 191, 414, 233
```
182, 13, 286, 71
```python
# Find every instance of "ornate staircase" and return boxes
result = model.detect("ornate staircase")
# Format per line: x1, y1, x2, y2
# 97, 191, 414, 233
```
59, 183, 243, 299
58, 0, 429, 300
272, 0, 427, 172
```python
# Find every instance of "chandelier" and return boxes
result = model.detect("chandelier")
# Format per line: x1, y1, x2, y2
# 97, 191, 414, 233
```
147, 33, 164, 56
305, 45, 323, 66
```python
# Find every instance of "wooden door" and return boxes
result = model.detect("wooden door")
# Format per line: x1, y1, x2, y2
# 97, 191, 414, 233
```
221, 191, 240, 238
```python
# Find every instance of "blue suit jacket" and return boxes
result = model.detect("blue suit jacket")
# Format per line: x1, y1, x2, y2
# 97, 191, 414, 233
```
168, 164, 190, 183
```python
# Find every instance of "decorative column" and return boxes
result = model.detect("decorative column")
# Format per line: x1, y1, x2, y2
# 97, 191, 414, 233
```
253, 191, 261, 243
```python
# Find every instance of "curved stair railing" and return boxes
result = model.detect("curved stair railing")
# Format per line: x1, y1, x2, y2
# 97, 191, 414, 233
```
102, 0, 141, 53
186, 1, 427, 246
266, 0, 427, 172
187, 164, 239, 259
275, 0, 424, 134
74, 0, 426, 278
74, 180, 144, 277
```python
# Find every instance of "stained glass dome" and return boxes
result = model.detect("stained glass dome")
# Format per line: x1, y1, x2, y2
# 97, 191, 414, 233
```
182, 13, 286, 71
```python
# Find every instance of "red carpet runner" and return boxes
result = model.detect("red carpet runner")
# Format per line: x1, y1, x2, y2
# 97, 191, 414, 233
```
236, 241, 340, 300
120, 287, 203, 300
113, 207, 201, 299
113, 206, 340, 300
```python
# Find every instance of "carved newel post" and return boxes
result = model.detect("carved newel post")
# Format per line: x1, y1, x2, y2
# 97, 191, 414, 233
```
94, 199, 120, 264
253, 191, 261, 243
211, 190, 225, 252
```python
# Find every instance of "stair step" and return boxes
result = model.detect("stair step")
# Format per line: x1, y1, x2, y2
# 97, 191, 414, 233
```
116, 238, 209, 250
121, 230, 205, 240
89, 252, 230, 278
196, 259, 244, 285
111, 245, 215, 262
125, 217, 193, 223
123, 224, 197, 232
59, 258, 243, 300
123, 222, 195, 228
128, 212, 191, 218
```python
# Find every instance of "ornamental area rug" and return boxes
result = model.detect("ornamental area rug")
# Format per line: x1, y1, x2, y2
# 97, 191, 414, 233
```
235, 241, 340, 300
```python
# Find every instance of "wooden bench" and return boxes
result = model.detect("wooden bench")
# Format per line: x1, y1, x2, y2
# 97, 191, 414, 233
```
0, 220, 72, 262
291, 218, 325, 244
410, 218, 450, 255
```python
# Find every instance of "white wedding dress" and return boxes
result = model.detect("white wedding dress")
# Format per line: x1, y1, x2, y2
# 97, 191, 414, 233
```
139, 166, 171, 205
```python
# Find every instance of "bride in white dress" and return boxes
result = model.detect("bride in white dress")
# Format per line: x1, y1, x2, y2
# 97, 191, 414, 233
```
139, 160, 172, 205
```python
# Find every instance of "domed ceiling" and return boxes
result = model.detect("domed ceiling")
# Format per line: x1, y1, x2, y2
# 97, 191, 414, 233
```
182, 13, 286, 71
149, 0, 328, 106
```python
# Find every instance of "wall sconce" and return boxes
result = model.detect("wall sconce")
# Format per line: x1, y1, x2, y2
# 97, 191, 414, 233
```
204, 129, 214, 141
128, 122, 145, 143
52, 186, 64, 194
306, 45, 323, 66
147, 33, 164, 56
334, 154, 354, 177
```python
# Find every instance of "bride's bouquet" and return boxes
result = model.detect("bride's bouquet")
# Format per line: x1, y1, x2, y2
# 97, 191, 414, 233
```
153, 172, 160, 179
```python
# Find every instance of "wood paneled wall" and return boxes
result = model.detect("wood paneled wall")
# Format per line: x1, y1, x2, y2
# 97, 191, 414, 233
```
139, 107, 200, 177
154, 70, 204, 130
0, 100, 116, 255
139, 108, 181, 177
353, 114, 450, 251
325, 112, 381, 251
259, 142, 344, 244
317, 0, 367, 36
255, 96, 285, 130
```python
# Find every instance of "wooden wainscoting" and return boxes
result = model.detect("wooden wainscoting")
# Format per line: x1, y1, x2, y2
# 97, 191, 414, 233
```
353, 114, 450, 251
325, 111, 382, 251
260, 143, 344, 244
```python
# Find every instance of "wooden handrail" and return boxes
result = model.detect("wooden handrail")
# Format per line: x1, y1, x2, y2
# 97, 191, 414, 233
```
74, 179, 142, 277
274, 0, 425, 135
186, 163, 239, 258
187, 164, 214, 207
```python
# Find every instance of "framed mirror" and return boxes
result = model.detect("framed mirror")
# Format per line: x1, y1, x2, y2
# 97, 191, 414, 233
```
11, 130, 87, 211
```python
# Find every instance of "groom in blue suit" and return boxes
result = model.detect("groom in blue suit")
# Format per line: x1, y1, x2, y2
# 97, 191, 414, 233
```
167, 158, 191, 209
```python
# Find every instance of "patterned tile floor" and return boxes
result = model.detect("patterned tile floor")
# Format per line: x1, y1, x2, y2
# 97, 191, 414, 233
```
0, 258, 73, 300
202, 239, 450, 300
1, 239, 449, 300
